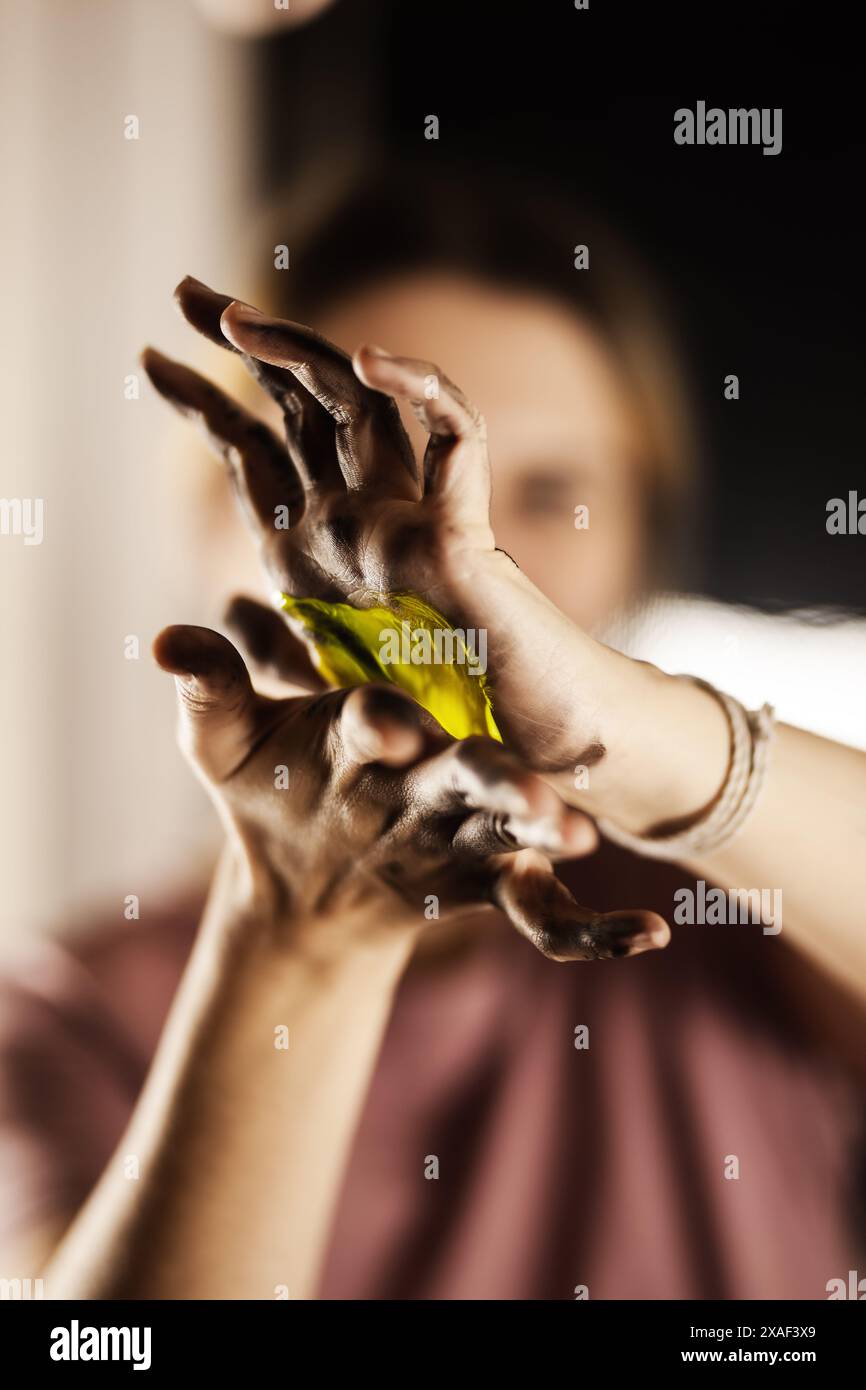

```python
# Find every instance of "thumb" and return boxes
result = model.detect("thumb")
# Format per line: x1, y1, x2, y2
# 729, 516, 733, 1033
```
153, 624, 258, 779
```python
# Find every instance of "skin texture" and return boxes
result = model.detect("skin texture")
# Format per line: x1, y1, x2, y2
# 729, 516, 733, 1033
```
146, 277, 650, 780
197, 274, 650, 646
320, 273, 650, 630
148, 619, 666, 963
149, 276, 728, 818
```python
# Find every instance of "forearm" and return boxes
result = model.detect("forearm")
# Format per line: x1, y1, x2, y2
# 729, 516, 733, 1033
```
43, 851, 416, 1300
556, 646, 866, 999
686, 722, 866, 994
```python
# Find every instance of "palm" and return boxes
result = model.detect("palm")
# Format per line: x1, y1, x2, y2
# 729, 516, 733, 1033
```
264, 493, 583, 773
147, 277, 585, 772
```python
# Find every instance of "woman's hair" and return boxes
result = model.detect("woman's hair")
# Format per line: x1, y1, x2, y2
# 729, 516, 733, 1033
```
250, 158, 702, 590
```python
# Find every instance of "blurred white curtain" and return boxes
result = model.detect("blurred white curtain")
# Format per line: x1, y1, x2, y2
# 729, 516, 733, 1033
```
606, 595, 866, 752
0, 0, 252, 945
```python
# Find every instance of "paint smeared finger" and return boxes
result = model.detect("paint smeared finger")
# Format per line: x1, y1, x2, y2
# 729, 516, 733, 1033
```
221, 303, 419, 495
411, 736, 564, 822
353, 345, 485, 440
174, 275, 237, 349
493, 849, 671, 961
353, 344, 491, 517
224, 595, 328, 692
142, 347, 303, 523
174, 276, 343, 495
336, 684, 428, 768
153, 624, 260, 779
451, 805, 597, 859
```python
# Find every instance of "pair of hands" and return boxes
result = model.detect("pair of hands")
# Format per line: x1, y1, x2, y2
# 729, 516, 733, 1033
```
143, 278, 668, 962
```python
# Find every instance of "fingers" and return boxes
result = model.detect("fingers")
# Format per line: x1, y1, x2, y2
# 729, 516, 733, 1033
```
409, 736, 577, 827
492, 849, 671, 962
353, 345, 485, 442
353, 344, 491, 523
451, 806, 596, 860
174, 276, 344, 496
153, 625, 260, 780
407, 735, 597, 858
141, 347, 303, 526
224, 595, 328, 693
173, 275, 236, 350
335, 684, 430, 769
220, 302, 419, 496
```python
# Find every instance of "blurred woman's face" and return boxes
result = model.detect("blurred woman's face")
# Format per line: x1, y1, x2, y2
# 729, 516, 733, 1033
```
319, 273, 648, 632
213, 271, 649, 633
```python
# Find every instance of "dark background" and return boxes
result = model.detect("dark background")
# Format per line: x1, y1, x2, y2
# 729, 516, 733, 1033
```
253, 0, 863, 613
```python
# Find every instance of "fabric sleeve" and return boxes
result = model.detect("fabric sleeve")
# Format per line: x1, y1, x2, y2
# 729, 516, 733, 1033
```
0, 941, 144, 1251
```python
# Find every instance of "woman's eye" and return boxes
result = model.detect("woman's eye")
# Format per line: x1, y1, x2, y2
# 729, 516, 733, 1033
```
515, 472, 586, 515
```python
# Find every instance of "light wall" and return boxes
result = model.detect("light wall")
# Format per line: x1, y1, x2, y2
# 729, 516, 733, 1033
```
0, 0, 252, 946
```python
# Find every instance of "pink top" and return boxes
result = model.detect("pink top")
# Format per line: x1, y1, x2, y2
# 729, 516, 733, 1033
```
0, 846, 862, 1299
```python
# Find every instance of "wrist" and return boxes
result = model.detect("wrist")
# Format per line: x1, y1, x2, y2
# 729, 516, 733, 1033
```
198, 841, 421, 982
566, 652, 732, 836
457, 549, 731, 835
455, 547, 607, 747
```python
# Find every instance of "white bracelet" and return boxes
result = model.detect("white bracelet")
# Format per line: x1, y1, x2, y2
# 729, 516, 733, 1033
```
596, 677, 776, 861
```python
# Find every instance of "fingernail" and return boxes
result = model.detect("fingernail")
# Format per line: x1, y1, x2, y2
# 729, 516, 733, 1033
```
508, 815, 563, 852
139, 346, 164, 372
377, 724, 423, 766
228, 301, 265, 321
362, 343, 392, 358
561, 814, 597, 853
499, 787, 532, 817
359, 730, 387, 763
624, 933, 662, 956
177, 274, 210, 293
602, 915, 670, 955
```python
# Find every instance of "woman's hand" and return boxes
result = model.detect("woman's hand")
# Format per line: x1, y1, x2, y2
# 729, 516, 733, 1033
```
143, 277, 621, 775
154, 613, 669, 962
143, 276, 733, 838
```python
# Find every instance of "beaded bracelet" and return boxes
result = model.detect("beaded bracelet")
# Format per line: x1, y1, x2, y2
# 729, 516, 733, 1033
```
596, 678, 776, 861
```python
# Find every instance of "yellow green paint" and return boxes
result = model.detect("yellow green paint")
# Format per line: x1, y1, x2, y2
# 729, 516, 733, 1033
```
275, 591, 501, 741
